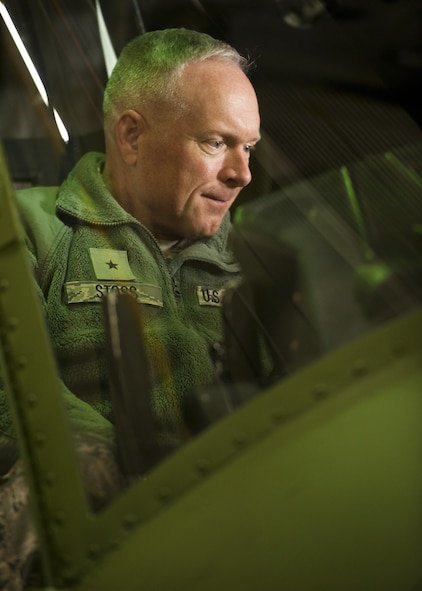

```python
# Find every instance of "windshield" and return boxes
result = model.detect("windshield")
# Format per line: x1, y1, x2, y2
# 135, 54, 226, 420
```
0, 0, 421, 506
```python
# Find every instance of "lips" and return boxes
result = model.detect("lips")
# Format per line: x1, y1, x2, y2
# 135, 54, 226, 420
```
202, 193, 229, 203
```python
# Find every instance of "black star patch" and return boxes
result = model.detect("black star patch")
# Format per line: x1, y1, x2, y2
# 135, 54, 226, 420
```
106, 260, 118, 269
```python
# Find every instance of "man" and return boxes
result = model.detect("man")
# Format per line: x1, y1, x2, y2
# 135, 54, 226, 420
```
0, 28, 260, 588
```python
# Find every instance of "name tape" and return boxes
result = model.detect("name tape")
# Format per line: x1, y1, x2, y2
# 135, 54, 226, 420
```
66, 281, 163, 306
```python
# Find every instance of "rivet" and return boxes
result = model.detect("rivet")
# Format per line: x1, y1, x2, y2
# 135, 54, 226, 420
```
157, 487, 172, 503
313, 383, 329, 400
54, 511, 66, 525
195, 458, 210, 475
27, 393, 38, 407
392, 343, 405, 357
34, 432, 46, 446
352, 360, 367, 378
233, 432, 247, 447
7, 317, 18, 330
122, 514, 137, 528
88, 544, 100, 558
44, 471, 56, 485
271, 408, 286, 423
16, 355, 27, 370
61, 564, 74, 580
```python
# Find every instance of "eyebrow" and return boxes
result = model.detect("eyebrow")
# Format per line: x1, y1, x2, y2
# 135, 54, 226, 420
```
203, 129, 262, 144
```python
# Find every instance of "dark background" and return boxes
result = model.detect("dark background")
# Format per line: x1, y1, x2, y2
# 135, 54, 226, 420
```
0, 0, 421, 201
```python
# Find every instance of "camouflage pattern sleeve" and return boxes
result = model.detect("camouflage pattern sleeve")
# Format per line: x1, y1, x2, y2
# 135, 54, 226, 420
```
0, 433, 123, 590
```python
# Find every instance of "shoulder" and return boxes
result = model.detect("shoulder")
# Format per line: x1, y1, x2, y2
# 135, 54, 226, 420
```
15, 186, 67, 264
15, 185, 60, 224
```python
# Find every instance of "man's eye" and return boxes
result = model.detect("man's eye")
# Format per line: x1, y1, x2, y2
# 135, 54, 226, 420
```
207, 140, 225, 150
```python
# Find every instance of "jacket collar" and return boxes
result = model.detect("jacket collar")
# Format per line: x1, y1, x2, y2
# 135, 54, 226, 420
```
56, 151, 239, 270
57, 152, 134, 226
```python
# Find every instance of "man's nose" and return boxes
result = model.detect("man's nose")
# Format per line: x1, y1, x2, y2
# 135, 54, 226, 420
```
218, 149, 252, 188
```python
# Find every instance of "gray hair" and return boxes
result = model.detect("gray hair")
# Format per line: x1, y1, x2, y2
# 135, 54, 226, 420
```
103, 28, 251, 127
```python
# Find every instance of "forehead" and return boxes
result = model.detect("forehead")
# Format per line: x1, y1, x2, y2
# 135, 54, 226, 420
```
176, 59, 260, 136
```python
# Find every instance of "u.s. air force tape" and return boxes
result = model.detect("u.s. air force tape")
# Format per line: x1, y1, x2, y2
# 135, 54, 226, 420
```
65, 281, 163, 306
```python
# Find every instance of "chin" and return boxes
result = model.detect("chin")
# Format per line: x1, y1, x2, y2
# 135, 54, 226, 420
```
194, 224, 221, 240
183, 214, 224, 240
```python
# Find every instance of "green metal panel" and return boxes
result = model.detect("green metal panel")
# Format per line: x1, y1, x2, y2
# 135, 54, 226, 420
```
1, 143, 422, 589
72, 316, 422, 591
0, 145, 92, 585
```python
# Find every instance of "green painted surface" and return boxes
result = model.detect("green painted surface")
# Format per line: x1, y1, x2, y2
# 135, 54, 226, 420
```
1, 143, 422, 589
74, 346, 422, 591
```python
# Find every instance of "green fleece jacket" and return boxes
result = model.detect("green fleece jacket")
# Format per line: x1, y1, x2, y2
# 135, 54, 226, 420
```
0, 152, 241, 470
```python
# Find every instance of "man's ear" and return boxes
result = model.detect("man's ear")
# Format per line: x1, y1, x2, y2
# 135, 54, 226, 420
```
114, 110, 146, 165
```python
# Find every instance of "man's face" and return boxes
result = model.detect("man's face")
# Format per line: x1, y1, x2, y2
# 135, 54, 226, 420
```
132, 59, 261, 240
